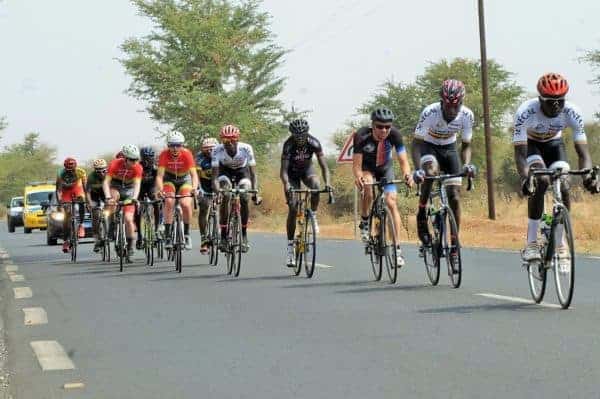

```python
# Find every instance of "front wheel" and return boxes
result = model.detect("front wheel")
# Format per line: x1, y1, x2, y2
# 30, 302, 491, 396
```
442, 207, 462, 288
207, 212, 219, 266
231, 215, 242, 277
553, 206, 575, 309
383, 207, 398, 284
368, 213, 383, 281
303, 211, 317, 279
423, 210, 440, 286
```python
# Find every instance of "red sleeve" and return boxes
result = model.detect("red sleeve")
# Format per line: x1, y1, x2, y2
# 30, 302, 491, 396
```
108, 159, 120, 177
133, 163, 143, 179
184, 149, 196, 169
157, 151, 169, 168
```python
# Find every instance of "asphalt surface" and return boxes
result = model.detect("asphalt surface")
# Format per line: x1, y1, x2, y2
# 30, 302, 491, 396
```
1, 223, 600, 398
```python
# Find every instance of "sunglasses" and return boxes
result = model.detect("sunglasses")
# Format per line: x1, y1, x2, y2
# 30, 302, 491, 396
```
168, 144, 183, 148
540, 96, 565, 105
96, 168, 107, 173
126, 158, 138, 162
221, 139, 237, 144
374, 123, 392, 131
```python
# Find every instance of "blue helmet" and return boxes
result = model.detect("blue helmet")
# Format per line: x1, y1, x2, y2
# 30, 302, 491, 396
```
140, 146, 155, 159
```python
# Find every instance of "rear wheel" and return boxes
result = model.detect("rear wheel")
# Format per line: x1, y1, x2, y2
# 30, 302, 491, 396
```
423, 210, 440, 286
553, 207, 575, 309
304, 211, 317, 279
368, 212, 383, 281
527, 230, 547, 303
383, 207, 398, 284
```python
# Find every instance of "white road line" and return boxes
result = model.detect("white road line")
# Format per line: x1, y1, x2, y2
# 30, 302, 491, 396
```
13, 287, 32, 299
475, 293, 563, 309
9, 274, 25, 282
23, 308, 48, 325
30, 341, 75, 371
0, 253, 9, 260
5, 265, 18, 273
315, 263, 334, 269
63, 382, 85, 390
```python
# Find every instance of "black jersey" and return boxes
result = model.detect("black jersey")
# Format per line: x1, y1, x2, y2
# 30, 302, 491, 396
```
281, 135, 323, 174
353, 126, 405, 172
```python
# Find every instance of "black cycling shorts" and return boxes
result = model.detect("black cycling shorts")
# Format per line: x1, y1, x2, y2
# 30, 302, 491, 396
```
289, 165, 319, 189
526, 139, 568, 168
419, 141, 461, 176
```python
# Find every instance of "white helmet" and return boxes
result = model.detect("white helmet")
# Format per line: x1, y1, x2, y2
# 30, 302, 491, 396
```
121, 144, 140, 160
201, 137, 218, 150
167, 131, 185, 146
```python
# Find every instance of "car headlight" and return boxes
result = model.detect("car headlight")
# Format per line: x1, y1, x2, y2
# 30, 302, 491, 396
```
103, 210, 111, 218
51, 212, 65, 221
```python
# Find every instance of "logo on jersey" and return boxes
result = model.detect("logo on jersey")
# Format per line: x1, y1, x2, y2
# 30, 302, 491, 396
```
363, 143, 376, 153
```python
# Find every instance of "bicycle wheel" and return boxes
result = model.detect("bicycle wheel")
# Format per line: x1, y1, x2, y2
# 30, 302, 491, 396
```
175, 218, 183, 273
368, 212, 383, 281
304, 210, 317, 278
382, 207, 398, 284
70, 219, 78, 263
207, 212, 218, 266
293, 218, 303, 276
232, 215, 242, 277
143, 212, 154, 267
423, 210, 441, 286
99, 217, 108, 262
118, 219, 125, 272
442, 207, 462, 288
553, 206, 575, 309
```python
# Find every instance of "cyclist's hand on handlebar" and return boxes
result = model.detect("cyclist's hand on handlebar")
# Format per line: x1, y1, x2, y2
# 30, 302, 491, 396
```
106, 197, 116, 206
520, 176, 534, 196
325, 184, 333, 193
583, 173, 600, 194
413, 169, 425, 185
252, 194, 262, 206
463, 164, 477, 178
354, 175, 365, 191
404, 172, 414, 188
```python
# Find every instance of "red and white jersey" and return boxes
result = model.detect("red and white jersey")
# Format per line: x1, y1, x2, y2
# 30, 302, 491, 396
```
513, 98, 586, 145
211, 142, 256, 170
414, 102, 474, 145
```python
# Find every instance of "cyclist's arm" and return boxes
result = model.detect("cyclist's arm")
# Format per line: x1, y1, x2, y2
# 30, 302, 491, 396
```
352, 153, 363, 184
249, 165, 258, 190
280, 158, 290, 188
514, 144, 529, 179
55, 177, 62, 203
411, 136, 424, 169
461, 141, 472, 165
316, 152, 331, 187
189, 168, 199, 192
132, 179, 141, 201
396, 150, 412, 179
211, 166, 220, 193
155, 168, 165, 193
102, 175, 112, 199
574, 142, 592, 170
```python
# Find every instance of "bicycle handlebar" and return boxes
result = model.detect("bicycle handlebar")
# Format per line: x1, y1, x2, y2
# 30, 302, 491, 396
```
219, 188, 259, 195
531, 166, 598, 177
420, 171, 474, 192
289, 188, 335, 205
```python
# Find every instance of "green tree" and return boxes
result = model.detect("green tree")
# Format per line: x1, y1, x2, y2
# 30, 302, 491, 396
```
120, 0, 289, 155
581, 49, 600, 119
0, 133, 57, 203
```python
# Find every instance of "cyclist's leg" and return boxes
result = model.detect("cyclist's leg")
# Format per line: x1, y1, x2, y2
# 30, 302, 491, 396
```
238, 176, 252, 240
107, 187, 121, 240
417, 151, 438, 244
217, 174, 233, 242
177, 181, 194, 249
301, 166, 321, 212
382, 167, 402, 245
162, 182, 176, 244
523, 143, 547, 260
359, 171, 375, 240
285, 175, 301, 241
546, 141, 571, 249
440, 145, 462, 236
120, 187, 137, 253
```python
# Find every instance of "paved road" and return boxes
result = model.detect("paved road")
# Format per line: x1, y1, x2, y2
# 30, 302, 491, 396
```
1, 224, 600, 398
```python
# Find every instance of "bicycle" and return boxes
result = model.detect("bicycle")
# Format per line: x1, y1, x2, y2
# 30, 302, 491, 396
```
164, 193, 196, 273
523, 165, 599, 309
288, 188, 334, 278
418, 171, 473, 289
139, 196, 161, 267
62, 199, 85, 263
363, 179, 407, 283
198, 192, 220, 266
92, 203, 111, 262
112, 199, 135, 272
219, 186, 258, 277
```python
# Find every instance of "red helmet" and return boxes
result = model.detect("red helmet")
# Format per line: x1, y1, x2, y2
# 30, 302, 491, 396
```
537, 73, 569, 97
63, 157, 77, 170
440, 79, 466, 105
115, 151, 125, 159
220, 125, 240, 141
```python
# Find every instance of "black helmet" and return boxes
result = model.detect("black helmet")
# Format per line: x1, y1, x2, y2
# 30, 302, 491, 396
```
289, 119, 309, 135
140, 146, 155, 159
370, 107, 394, 123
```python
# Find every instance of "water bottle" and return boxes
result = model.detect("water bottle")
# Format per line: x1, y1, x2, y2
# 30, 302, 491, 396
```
539, 213, 552, 245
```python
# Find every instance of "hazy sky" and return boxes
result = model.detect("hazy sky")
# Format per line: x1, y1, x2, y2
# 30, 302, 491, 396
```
1, 0, 600, 162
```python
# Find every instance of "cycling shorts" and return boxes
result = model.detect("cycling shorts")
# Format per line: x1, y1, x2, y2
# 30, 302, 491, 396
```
419, 142, 462, 186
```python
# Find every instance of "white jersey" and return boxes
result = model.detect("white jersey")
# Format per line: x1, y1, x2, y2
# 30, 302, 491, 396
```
211, 142, 256, 170
414, 102, 474, 146
513, 98, 586, 145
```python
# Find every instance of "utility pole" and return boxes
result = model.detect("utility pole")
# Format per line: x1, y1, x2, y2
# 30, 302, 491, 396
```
477, 0, 496, 220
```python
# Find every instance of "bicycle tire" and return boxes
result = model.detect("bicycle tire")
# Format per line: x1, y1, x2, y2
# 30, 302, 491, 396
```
207, 212, 218, 266
232, 215, 242, 277
553, 206, 575, 309
144, 211, 154, 267
70, 218, 78, 263
293, 217, 303, 276
175, 217, 183, 273
383, 207, 398, 284
304, 210, 317, 279
225, 217, 234, 275
117, 215, 125, 272
368, 212, 383, 281
443, 207, 462, 288
423, 209, 441, 286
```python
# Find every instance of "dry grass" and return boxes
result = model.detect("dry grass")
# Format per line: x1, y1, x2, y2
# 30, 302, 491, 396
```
248, 170, 600, 255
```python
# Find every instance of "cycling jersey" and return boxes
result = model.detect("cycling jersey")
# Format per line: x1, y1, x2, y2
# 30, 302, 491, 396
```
85, 171, 105, 202
107, 158, 143, 189
281, 135, 323, 174
353, 126, 406, 173
195, 152, 213, 193
57, 167, 86, 190
513, 98, 586, 145
414, 102, 474, 145
211, 142, 256, 170
140, 164, 157, 199
157, 148, 196, 183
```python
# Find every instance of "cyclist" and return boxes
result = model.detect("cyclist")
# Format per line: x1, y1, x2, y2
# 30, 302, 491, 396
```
411, 79, 476, 258
85, 158, 108, 252
514, 73, 597, 264
280, 118, 331, 266
155, 132, 199, 250
103, 144, 143, 261
56, 157, 88, 253
135, 146, 160, 250
352, 107, 414, 266
212, 125, 261, 253
196, 137, 218, 254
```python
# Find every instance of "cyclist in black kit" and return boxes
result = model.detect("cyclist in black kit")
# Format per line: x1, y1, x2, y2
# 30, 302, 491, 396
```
280, 119, 331, 267
135, 146, 160, 250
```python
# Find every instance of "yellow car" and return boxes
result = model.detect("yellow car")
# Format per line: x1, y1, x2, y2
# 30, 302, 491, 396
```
23, 182, 55, 234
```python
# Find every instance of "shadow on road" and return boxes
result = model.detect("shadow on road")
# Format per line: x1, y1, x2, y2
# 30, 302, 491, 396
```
336, 283, 434, 294
152, 273, 224, 281
282, 280, 371, 289
216, 275, 291, 283
99, 269, 179, 278
418, 302, 553, 314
